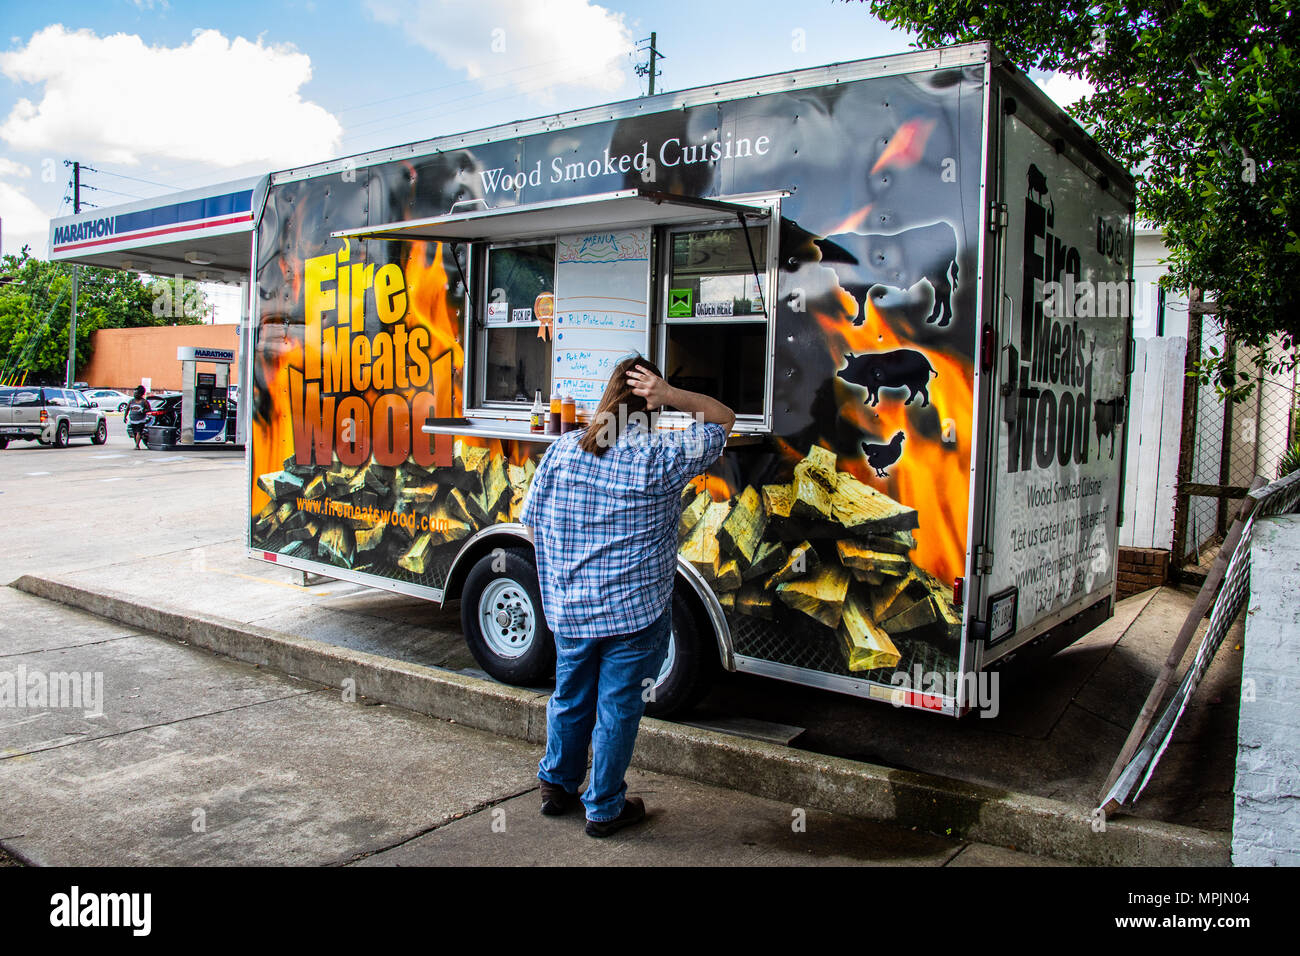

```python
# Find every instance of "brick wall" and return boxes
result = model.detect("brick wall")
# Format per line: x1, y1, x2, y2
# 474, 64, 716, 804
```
1232, 515, 1300, 866
1116, 547, 1170, 599
78, 324, 239, 392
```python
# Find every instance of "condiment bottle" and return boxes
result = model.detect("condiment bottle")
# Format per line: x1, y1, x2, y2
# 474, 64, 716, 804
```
546, 391, 562, 435
561, 394, 577, 433
529, 390, 545, 433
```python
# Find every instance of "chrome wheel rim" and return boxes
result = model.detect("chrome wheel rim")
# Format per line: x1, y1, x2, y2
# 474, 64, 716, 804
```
655, 628, 677, 687
478, 578, 536, 659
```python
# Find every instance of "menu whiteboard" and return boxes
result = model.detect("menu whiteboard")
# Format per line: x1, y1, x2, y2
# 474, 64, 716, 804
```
553, 229, 651, 411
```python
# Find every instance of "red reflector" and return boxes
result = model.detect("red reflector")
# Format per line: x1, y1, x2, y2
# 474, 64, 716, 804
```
953, 577, 964, 604
263, 552, 277, 562
907, 691, 945, 711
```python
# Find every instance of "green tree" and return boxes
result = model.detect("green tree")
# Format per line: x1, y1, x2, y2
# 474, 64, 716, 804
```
861, 0, 1299, 399
0, 247, 207, 384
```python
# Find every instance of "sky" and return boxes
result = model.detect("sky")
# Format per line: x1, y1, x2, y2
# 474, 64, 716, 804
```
0, 0, 1090, 318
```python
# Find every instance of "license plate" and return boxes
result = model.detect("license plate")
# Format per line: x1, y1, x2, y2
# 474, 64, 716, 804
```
987, 588, 1018, 645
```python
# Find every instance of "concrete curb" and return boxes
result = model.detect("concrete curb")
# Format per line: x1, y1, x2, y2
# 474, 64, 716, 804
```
12, 573, 1230, 867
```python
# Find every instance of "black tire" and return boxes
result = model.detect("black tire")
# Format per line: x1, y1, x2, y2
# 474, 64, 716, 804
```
91, 420, 107, 445
117, 402, 127, 413
644, 587, 721, 718
53, 421, 69, 448
0, 437, 8, 449
460, 548, 555, 686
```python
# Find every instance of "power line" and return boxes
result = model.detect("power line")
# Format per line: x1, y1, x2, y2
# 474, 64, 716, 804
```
635, 33, 665, 97
81, 165, 180, 191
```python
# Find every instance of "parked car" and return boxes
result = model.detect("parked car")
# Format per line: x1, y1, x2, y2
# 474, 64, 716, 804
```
0, 385, 108, 448
84, 388, 132, 412
142, 392, 182, 448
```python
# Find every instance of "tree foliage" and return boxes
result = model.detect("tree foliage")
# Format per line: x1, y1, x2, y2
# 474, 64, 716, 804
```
863, 0, 1299, 399
0, 247, 208, 384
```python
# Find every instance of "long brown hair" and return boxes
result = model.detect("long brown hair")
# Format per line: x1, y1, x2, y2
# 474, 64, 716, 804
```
577, 355, 662, 456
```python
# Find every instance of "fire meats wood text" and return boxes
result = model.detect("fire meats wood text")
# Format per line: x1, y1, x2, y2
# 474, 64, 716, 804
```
1005, 193, 1096, 474
290, 243, 447, 469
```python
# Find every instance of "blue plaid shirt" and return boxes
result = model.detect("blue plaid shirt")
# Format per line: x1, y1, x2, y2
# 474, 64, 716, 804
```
520, 420, 727, 639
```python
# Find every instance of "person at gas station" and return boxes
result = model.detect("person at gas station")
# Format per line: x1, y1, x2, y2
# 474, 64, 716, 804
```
520, 357, 734, 837
125, 386, 150, 450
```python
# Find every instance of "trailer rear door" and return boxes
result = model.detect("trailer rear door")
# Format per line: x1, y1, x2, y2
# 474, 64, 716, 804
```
981, 103, 1133, 661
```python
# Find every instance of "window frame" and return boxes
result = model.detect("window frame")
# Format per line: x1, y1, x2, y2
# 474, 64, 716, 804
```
460, 195, 780, 430
654, 205, 780, 432
470, 237, 558, 414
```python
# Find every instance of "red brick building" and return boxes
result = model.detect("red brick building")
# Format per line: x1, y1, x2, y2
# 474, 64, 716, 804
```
78, 324, 239, 392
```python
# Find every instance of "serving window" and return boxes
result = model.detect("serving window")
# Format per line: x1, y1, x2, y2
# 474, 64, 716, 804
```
477, 241, 555, 407
446, 191, 777, 427
660, 222, 771, 420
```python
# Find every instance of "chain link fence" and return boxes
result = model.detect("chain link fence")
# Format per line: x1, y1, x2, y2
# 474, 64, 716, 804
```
1172, 295, 1299, 581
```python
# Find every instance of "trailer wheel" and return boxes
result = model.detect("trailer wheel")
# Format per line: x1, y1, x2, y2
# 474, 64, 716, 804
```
644, 588, 719, 719
461, 548, 555, 686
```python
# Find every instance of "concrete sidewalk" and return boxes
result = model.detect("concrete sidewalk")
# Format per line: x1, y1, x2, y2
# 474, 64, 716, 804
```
0, 435, 1237, 865
0, 587, 1058, 866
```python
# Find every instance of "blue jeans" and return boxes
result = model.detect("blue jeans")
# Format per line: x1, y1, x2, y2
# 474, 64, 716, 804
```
537, 607, 671, 822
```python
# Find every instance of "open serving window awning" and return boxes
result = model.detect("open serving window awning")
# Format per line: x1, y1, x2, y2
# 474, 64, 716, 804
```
330, 188, 771, 244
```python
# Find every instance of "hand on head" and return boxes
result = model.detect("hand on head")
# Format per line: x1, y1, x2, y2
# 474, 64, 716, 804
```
626, 364, 672, 410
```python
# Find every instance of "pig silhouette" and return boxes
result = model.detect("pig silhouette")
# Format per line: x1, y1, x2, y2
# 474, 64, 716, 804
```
816, 222, 959, 326
837, 349, 938, 407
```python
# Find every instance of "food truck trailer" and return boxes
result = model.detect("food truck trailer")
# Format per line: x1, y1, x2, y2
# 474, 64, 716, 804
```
246, 41, 1135, 717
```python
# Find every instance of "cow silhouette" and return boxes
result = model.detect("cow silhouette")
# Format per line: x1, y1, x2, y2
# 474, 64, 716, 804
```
1094, 397, 1124, 458
837, 349, 937, 407
816, 222, 959, 326
1027, 164, 1049, 201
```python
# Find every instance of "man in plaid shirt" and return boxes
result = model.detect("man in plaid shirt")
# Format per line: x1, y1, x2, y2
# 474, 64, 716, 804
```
520, 357, 732, 837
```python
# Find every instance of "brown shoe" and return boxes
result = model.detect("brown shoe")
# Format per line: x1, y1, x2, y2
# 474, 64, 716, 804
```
539, 779, 579, 816
584, 796, 646, 838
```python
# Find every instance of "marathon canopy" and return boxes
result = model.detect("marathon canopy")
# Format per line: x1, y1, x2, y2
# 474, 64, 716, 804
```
48, 176, 265, 284
329, 188, 771, 244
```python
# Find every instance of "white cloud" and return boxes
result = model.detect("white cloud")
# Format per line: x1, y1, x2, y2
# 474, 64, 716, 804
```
0, 179, 53, 256
367, 0, 633, 102
0, 25, 342, 169
0, 158, 31, 178
1038, 72, 1094, 109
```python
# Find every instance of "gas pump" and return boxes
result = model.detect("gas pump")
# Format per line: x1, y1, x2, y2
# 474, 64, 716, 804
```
178, 346, 237, 445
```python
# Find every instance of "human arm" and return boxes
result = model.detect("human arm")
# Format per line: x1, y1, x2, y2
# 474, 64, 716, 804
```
625, 364, 736, 433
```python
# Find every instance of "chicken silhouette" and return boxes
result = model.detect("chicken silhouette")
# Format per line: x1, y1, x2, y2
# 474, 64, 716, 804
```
861, 431, 906, 478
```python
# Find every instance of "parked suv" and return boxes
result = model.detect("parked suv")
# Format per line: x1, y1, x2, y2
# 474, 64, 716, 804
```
0, 385, 108, 448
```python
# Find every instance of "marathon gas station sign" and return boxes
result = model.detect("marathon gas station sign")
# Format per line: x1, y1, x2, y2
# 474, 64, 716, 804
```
48, 176, 263, 287
50, 184, 255, 254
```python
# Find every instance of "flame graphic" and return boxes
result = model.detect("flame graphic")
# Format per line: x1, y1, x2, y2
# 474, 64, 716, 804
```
871, 118, 936, 174
814, 298, 972, 586
688, 473, 734, 502
251, 238, 468, 515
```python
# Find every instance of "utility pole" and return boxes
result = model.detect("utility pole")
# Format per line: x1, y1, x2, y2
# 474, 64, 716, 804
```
636, 33, 664, 96
65, 161, 80, 387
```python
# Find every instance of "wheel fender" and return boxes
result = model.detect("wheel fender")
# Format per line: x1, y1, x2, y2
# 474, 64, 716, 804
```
441, 523, 534, 602
674, 557, 735, 672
